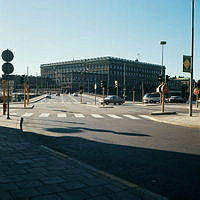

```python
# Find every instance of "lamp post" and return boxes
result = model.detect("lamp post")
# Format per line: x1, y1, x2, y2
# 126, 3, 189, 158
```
160, 41, 167, 82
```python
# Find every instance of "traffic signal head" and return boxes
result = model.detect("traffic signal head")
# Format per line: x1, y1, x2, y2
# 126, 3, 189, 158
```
100, 80, 106, 88
114, 80, 118, 88
157, 74, 163, 83
166, 75, 170, 83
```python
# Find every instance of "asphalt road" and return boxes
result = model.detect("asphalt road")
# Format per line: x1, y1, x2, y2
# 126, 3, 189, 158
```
14, 94, 200, 200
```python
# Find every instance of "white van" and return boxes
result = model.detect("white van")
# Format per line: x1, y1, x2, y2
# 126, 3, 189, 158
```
143, 92, 160, 103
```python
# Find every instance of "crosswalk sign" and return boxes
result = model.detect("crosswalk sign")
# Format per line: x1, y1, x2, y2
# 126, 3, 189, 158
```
183, 55, 192, 73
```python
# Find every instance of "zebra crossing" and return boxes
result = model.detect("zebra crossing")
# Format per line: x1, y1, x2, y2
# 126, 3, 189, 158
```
15, 112, 148, 120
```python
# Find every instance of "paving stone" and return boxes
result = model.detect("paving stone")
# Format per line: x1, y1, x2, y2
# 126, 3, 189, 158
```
60, 181, 86, 190
0, 191, 13, 200
36, 184, 65, 195
83, 185, 113, 197
0, 183, 18, 191
31, 194, 62, 200
16, 180, 43, 188
11, 188, 41, 199
40, 176, 65, 184
58, 190, 90, 200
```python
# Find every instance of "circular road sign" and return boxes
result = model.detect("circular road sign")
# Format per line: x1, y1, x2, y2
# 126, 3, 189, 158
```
2, 63, 14, 74
193, 88, 199, 95
2, 49, 14, 62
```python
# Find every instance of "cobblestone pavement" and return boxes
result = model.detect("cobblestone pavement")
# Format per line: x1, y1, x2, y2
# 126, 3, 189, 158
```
0, 126, 167, 200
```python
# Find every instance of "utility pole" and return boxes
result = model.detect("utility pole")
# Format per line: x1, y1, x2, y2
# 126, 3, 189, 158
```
189, 0, 194, 116
123, 63, 126, 100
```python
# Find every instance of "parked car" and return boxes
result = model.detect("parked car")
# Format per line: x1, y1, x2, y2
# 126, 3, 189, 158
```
99, 95, 125, 105
45, 94, 51, 99
168, 96, 187, 103
143, 92, 160, 103
72, 92, 78, 96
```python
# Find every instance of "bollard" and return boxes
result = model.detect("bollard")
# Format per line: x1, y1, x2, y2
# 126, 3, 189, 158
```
20, 117, 24, 132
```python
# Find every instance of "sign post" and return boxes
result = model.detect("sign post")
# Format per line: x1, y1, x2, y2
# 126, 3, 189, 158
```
183, 55, 193, 116
1, 49, 14, 119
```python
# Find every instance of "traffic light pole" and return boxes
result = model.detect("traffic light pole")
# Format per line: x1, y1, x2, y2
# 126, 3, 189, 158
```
189, 0, 194, 117
6, 74, 10, 119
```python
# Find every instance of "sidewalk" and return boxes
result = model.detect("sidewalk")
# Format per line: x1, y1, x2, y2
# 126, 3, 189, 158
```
0, 95, 46, 110
148, 112, 200, 129
0, 123, 167, 200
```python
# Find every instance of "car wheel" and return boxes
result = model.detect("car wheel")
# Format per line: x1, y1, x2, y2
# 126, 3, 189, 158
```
149, 100, 153, 103
105, 102, 109, 105
114, 103, 116, 105
118, 102, 121, 105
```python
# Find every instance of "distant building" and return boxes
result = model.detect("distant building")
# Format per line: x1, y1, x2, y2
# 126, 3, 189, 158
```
40, 56, 163, 100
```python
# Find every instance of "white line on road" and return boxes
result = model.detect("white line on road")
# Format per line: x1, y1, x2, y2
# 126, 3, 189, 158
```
91, 114, 104, 118
57, 113, 67, 118
74, 114, 85, 118
138, 115, 157, 121
123, 114, 141, 120
22, 113, 33, 117
39, 113, 50, 118
107, 114, 123, 119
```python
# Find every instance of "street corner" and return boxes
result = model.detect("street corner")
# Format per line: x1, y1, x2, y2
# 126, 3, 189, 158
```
148, 112, 200, 129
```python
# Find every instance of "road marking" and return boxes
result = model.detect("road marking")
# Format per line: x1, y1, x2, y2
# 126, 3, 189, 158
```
22, 113, 33, 117
107, 114, 123, 119
57, 113, 67, 118
123, 114, 141, 120
39, 113, 50, 118
10, 113, 18, 116
74, 114, 85, 118
139, 115, 157, 121
91, 114, 104, 118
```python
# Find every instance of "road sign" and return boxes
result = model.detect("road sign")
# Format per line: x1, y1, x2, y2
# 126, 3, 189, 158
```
193, 88, 199, 95
2, 49, 14, 62
156, 85, 162, 93
2, 63, 14, 74
161, 84, 168, 94
183, 55, 192, 73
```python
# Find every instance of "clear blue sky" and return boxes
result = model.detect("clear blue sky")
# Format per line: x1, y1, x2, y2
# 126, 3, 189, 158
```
0, 0, 200, 80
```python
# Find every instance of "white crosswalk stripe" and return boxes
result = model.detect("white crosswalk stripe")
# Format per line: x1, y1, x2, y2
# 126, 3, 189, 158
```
22, 113, 33, 117
123, 114, 141, 120
138, 115, 156, 121
91, 114, 104, 118
107, 114, 123, 119
74, 114, 85, 118
57, 113, 67, 118
39, 113, 50, 118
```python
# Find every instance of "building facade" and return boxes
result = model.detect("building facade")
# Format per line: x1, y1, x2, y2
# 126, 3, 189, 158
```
40, 56, 163, 100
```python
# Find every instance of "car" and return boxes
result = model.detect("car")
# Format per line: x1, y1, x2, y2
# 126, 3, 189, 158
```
168, 96, 187, 103
45, 94, 51, 99
99, 95, 125, 105
143, 92, 160, 103
56, 92, 60, 96
72, 92, 78, 96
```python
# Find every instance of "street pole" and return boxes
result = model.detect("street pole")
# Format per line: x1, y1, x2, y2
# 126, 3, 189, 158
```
189, 0, 194, 116
132, 90, 135, 104
6, 74, 10, 119
107, 65, 110, 95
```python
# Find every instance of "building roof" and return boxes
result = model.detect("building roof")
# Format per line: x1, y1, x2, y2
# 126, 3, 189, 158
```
40, 56, 161, 68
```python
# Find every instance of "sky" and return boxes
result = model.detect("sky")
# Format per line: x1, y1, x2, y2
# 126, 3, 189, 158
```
0, 0, 200, 80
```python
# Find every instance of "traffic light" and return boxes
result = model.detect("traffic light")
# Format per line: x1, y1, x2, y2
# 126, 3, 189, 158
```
114, 80, 118, 88
100, 80, 106, 88
166, 75, 170, 83
157, 74, 162, 83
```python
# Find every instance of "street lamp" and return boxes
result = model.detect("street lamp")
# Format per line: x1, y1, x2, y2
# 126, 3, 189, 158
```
160, 41, 167, 82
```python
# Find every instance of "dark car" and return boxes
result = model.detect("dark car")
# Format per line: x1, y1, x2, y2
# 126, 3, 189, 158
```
99, 95, 125, 105
168, 96, 186, 103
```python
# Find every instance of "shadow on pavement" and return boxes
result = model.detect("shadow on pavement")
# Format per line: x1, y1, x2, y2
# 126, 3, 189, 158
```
19, 128, 200, 200
45, 127, 151, 137
1, 124, 199, 200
